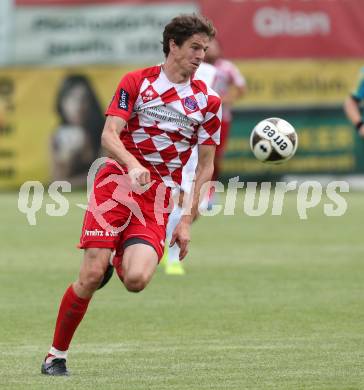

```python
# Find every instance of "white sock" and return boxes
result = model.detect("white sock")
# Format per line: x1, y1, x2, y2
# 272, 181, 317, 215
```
47, 346, 68, 363
168, 241, 180, 264
166, 205, 183, 239
166, 205, 183, 264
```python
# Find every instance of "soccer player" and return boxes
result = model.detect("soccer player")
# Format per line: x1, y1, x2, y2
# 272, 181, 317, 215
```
204, 38, 246, 204
344, 67, 364, 137
41, 13, 221, 376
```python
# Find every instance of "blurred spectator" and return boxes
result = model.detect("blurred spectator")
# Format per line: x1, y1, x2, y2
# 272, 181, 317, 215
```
344, 67, 364, 138
51, 74, 104, 186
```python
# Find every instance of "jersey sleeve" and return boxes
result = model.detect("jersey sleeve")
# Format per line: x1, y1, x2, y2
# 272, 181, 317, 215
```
105, 71, 140, 121
352, 67, 364, 102
198, 91, 222, 146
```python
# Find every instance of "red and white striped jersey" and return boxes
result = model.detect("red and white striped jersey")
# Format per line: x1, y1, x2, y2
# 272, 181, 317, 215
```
106, 65, 222, 188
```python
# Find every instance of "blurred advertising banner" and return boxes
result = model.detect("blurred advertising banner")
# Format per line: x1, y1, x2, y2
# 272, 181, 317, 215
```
0, 0, 13, 66
200, 0, 364, 59
0, 63, 362, 190
14, 2, 197, 65
223, 107, 364, 179
8, 0, 364, 64
16, 0, 188, 4
233, 60, 363, 107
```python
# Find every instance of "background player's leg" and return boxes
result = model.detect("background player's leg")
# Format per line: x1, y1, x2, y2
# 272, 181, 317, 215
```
164, 188, 186, 275
122, 243, 158, 292
165, 203, 185, 273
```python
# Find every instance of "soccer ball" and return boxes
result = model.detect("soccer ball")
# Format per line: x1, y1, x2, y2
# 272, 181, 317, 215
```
250, 117, 298, 164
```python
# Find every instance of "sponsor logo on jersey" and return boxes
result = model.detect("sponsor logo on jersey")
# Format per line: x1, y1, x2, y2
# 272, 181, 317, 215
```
141, 87, 157, 103
118, 89, 129, 110
183, 96, 198, 112
137, 106, 195, 128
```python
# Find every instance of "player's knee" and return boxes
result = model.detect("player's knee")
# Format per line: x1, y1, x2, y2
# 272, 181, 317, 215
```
83, 249, 108, 290
85, 267, 105, 290
124, 272, 148, 293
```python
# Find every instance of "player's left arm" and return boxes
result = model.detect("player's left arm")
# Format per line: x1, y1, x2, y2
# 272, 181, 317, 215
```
170, 145, 216, 260
186, 144, 216, 220
170, 91, 222, 260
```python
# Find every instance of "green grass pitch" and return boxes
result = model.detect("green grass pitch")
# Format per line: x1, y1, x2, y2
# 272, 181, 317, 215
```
0, 190, 363, 389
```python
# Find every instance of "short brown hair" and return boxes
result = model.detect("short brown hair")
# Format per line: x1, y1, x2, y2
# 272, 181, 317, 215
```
162, 14, 216, 57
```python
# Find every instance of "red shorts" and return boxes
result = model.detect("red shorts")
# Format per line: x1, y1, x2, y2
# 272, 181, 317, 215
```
79, 163, 172, 260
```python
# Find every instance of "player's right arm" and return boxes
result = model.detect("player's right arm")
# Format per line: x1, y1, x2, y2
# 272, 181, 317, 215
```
101, 116, 150, 185
103, 70, 150, 185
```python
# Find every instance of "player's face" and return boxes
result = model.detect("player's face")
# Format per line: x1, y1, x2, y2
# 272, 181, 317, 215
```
173, 33, 210, 76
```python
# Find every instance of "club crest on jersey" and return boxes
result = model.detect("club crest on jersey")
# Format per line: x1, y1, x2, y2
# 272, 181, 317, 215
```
141, 87, 157, 103
183, 96, 198, 112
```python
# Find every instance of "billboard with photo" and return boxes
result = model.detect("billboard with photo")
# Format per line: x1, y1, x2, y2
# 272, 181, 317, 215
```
0, 65, 135, 189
